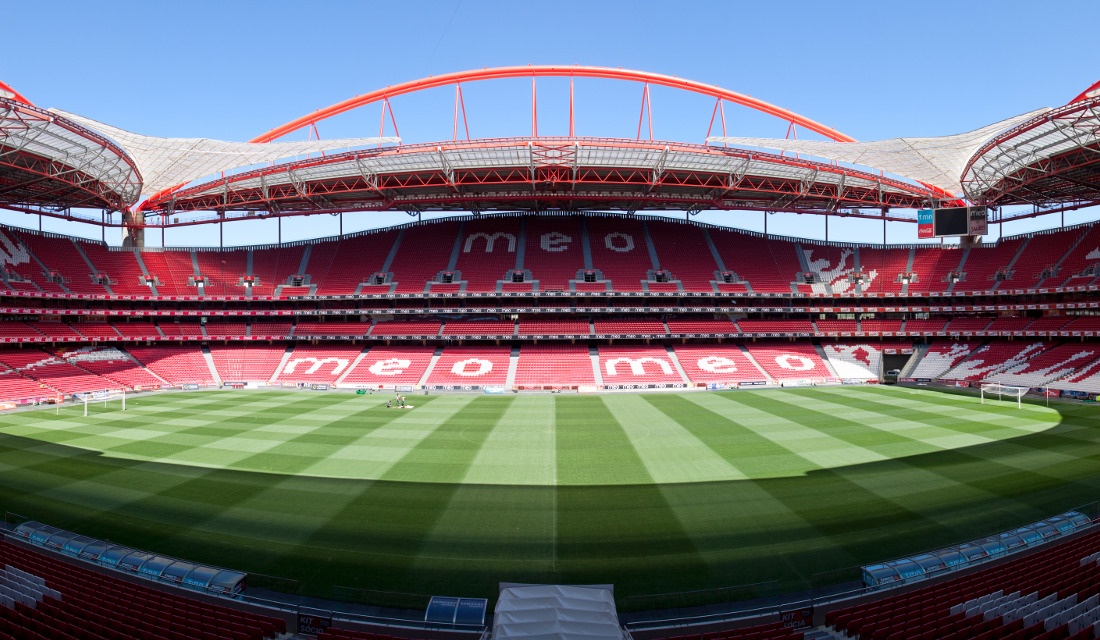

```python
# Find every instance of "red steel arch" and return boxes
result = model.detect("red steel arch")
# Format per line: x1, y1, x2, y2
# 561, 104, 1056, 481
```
249, 65, 858, 144
1070, 79, 1100, 104
0, 80, 31, 105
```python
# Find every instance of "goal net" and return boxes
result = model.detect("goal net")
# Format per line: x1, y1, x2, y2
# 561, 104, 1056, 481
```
79, 389, 127, 416
980, 382, 1028, 409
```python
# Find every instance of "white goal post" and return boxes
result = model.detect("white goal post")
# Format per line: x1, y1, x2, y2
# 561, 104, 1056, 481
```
980, 382, 1027, 409
80, 389, 126, 416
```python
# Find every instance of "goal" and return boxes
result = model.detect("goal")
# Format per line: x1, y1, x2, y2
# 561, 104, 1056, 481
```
980, 382, 1028, 409
80, 389, 127, 416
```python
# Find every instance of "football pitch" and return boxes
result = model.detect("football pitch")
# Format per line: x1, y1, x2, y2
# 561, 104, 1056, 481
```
1, 385, 1099, 607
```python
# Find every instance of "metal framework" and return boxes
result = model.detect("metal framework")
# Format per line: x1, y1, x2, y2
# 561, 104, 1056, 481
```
962, 95, 1100, 212
0, 98, 142, 213
142, 137, 932, 226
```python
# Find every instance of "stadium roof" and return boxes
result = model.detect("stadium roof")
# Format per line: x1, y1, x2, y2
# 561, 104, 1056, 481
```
142, 137, 937, 225
53, 109, 399, 198
0, 97, 142, 212
706, 109, 1048, 196
961, 94, 1100, 209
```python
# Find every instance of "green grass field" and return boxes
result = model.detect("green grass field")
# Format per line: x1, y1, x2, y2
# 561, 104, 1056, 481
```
1, 386, 1099, 608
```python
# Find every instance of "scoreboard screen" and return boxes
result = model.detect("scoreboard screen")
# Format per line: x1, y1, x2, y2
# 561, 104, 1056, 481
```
918, 206, 988, 238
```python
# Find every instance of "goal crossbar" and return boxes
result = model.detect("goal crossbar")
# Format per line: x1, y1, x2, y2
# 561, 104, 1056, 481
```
81, 390, 126, 416
980, 382, 1028, 409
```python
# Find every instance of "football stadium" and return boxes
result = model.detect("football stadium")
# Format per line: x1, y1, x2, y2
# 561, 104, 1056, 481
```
3, 6, 1100, 639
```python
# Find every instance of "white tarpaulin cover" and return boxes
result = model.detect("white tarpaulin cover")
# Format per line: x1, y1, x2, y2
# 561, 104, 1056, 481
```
50, 109, 399, 197
707, 108, 1049, 195
492, 585, 626, 640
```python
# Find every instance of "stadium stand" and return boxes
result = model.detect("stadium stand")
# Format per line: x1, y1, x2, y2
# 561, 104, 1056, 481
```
513, 344, 597, 387
0, 349, 112, 394
424, 345, 511, 387
389, 221, 461, 294
744, 344, 832, 382
593, 318, 666, 336
0, 537, 286, 640
824, 529, 1100, 640
908, 341, 978, 380
517, 320, 592, 336
860, 319, 904, 334
586, 216, 652, 292
709, 228, 802, 293
311, 230, 400, 296
454, 218, 522, 293
942, 341, 1049, 381
737, 319, 814, 334
673, 344, 770, 385
250, 245, 306, 297
521, 216, 586, 291
987, 343, 1100, 388
859, 247, 911, 293
647, 221, 718, 292
906, 246, 964, 293
293, 320, 370, 338
63, 346, 164, 389
666, 318, 738, 335
340, 345, 436, 388
597, 345, 686, 385
1053, 224, 1100, 288
194, 248, 249, 297
957, 239, 1024, 292
275, 344, 364, 384
441, 320, 516, 337
822, 343, 898, 380
208, 345, 287, 382
125, 346, 216, 386
369, 320, 442, 338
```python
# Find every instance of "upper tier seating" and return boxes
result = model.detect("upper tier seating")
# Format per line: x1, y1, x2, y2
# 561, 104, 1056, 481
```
111, 321, 162, 339
647, 220, 719, 292
956, 239, 1024, 292
1028, 316, 1074, 333
208, 345, 287, 382
308, 230, 399, 296
71, 321, 122, 340
512, 344, 596, 387
743, 343, 832, 381
597, 345, 686, 385
802, 244, 858, 294
1054, 360, 1100, 394
10, 230, 107, 295
0, 537, 285, 640
906, 245, 964, 293
274, 344, 365, 384
586, 217, 652, 292
709, 228, 802, 294
139, 249, 196, 296
858, 247, 911, 293
423, 345, 511, 386
1012, 227, 1088, 289
250, 245, 306, 296
203, 321, 249, 339
673, 344, 770, 384
389, 220, 461, 294
194, 248, 249, 296
125, 346, 215, 385
453, 218, 522, 293
907, 341, 976, 379
521, 217, 586, 292
1054, 224, 1100, 287
339, 345, 436, 387
79, 244, 147, 295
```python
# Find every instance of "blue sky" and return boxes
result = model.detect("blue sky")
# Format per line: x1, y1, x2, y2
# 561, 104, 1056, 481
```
3, 0, 1098, 247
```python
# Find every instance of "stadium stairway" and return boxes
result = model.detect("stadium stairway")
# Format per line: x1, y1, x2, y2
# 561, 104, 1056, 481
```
665, 344, 691, 384
334, 346, 371, 386
417, 347, 444, 387
505, 346, 519, 388
899, 344, 929, 378
200, 346, 222, 385
590, 345, 604, 386
813, 344, 842, 379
